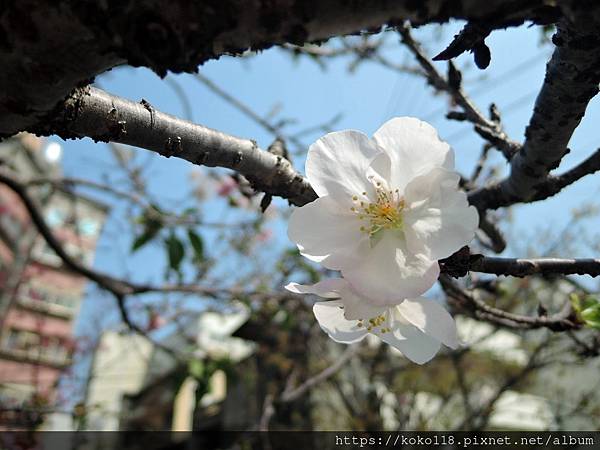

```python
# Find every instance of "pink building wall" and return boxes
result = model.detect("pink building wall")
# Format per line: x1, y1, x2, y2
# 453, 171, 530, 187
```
0, 135, 106, 428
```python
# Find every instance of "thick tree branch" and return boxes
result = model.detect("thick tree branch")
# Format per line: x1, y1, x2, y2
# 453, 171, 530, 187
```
470, 16, 600, 211
30, 86, 317, 206
440, 249, 600, 278
0, 1, 569, 137
470, 147, 600, 210
469, 256, 600, 277
530, 148, 600, 202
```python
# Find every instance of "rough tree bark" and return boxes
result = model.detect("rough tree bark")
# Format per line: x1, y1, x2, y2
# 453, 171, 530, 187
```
0, 0, 568, 137
32, 86, 316, 206
470, 12, 600, 210
2, 0, 600, 222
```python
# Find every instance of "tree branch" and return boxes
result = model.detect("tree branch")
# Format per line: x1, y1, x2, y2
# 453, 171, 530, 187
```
469, 256, 600, 277
530, 148, 600, 202
113, 292, 184, 362
279, 345, 356, 403
470, 146, 600, 211
0, 0, 563, 137
450, 353, 474, 425
0, 169, 134, 296
7, 162, 598, 325
470, 16, 600, 211
466, 340, 547, 430
398, 23, 519, 160
0, 168, 296, 300
30, 86, 317, 206
441, 276, 580, 331
477, 215, 507, 253
440, 249, 600, 278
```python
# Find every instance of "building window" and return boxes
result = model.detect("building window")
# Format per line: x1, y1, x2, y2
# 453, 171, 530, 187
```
3, 329, 40, 356
34, 240, 57, 261
4, 329, 20, 350
78, 218, 99, 237
45, 208, 65, 228
2, 328, 69, 364
18, 284, 77, 314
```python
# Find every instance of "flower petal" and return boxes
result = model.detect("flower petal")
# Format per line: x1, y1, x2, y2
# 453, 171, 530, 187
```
336, 283, 388, 320
284, 280, 346, 299
288, 279, 393, 321
373, 117, 454, 193
288, 195, 369, 270
342, 232, 439, 304
377, 321, 441, 364
396, 298, 459, 349
313, 301, 368, 344
306, 130, 379, 202
365, 151, 392, 188
403, 168, 479, 260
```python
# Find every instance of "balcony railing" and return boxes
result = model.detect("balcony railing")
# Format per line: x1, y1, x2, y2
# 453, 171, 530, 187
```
0, 346, 71, 369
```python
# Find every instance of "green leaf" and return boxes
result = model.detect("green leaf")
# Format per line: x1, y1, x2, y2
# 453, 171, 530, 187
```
572, 295, 600, 329
582, 305, 600, 323
133, 215, 146, 225
131, 225, 161, 252
569, 293, 583, 313
149, 203, 164, 215
188, 359, 205, 379
582, 296, 598, 310
165, 233, 185, 271
187, 229, 205, 262
131, 204, 166, 252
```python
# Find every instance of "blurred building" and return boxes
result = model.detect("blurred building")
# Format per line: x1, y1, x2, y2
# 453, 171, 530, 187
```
0, 134, 107, 429
81, 297, 600, 441
65, 307, 255, 449
83, 307, 253, 430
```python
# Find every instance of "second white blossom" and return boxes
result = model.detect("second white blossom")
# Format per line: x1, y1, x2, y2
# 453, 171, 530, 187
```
285, 279, 459, 364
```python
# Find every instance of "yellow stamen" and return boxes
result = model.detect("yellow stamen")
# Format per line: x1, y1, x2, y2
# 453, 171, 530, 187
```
351, 185, 405, 236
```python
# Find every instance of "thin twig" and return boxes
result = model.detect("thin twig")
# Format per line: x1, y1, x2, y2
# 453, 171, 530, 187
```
398, 23, 519, 159
279, 345, 357, 403
441, 276, 579, 331
0, 168, 296, 301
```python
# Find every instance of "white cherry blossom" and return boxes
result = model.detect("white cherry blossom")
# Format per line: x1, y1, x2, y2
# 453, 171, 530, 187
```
288, 117, 478, 303
285, 279, 459, 365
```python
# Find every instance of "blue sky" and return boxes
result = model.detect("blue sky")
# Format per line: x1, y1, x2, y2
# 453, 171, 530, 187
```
47, 22, 600, 343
